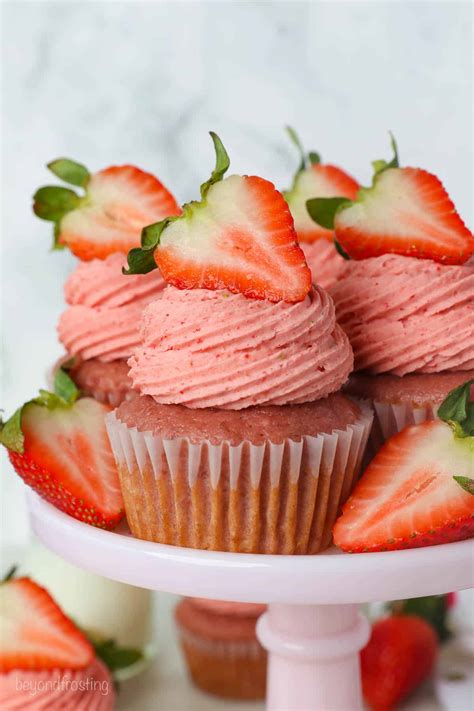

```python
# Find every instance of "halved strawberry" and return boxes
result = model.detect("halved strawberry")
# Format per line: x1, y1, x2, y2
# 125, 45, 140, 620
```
0, 370, 124, 530
283, 127, 359, 243
125, 132, 311, 303
0, 577, 94, 671
33, 158, 180, 261
333, 380, 474, 553
307, 137, 473, 264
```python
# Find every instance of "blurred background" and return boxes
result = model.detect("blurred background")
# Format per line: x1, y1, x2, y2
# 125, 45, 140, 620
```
1, 2, 473, 709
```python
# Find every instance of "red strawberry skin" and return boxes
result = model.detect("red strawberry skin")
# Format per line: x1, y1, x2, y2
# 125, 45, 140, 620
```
361, 615, 437, 711
8, 398, 124, 530
60, 165, 181, 260
0, 578, 94, 672
333, 420, 474, 553
335, 167, 473, 264
286, 163, 360, 243
156, 174, 311, 303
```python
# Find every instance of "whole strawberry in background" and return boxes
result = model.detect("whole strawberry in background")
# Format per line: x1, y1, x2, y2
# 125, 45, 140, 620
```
361, 615, 438, 711
334, 378, 474, 553
0, 369, 124, 529
283, 127, 359, 288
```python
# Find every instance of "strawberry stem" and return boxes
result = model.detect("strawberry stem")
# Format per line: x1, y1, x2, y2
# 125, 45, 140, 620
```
200, 132, 230, 199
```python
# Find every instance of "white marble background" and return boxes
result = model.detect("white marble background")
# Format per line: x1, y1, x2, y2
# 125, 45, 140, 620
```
1, 0, 472, 546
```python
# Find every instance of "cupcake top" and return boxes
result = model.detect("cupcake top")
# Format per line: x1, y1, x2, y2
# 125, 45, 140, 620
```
58, 253, 167, 362
331, 255, 474, 375
175, 598, 264, 642
124, 133, 353, 408
128, 285, 353, 409
307, 138, 473, 375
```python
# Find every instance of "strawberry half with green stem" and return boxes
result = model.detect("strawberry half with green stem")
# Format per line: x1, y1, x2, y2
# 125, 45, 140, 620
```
283, 126, 359, 243
361, 615, 438, 711
0, 369, 124, 530
33, 158, 180, 261
307, 134, 473, 264
125, 132, 311, 303
333, 378, 474, 553
0, 576, 94, 671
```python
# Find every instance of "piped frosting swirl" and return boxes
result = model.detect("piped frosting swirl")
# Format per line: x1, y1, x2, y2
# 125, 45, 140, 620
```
128, 285, 353, 409
330, 254, 474, 375
58, 253, 166, 362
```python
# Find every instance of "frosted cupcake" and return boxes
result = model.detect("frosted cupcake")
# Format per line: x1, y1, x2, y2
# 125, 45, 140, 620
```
34, 157, 180, 405
106, 133, 372, 554
283, 128, 359, 288
175, 598, 266, 700
307, 139, 473, 450
0, 576, 116, 710
58, 254, 168, 405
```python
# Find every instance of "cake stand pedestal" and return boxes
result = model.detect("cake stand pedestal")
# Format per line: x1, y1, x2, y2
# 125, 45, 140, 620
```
27, 493, 474, 711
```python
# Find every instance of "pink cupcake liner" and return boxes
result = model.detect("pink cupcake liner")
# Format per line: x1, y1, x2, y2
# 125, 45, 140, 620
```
105, 402, 372, 554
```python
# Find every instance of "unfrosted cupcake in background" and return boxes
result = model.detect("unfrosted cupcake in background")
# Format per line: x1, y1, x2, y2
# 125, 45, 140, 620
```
106, 133, 373, 555
307, 138, 474, 452
0, 576, 116, 709
283, 127, 359, 288
175, 598, 267, 700
34, 157, 180, 405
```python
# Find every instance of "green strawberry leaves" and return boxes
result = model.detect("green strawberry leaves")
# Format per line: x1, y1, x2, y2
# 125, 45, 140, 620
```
33, 186, 80, 223
286, 126, 320, 175
88, 635, 143, 675
33, 157, 90, 249
453, 476, 474, 495
306, 196, 351, 230
200, 131, 230, 199
372, 132, 399, 177
0, 369, 80, 454
124, 131, 229, 276
47, 158, 90, 188
438, 379, 474, 438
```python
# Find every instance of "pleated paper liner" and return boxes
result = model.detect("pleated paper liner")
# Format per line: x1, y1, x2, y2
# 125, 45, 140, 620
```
105, 402, 373, 555
367, 400, 439, 459
175, 622, 266, 700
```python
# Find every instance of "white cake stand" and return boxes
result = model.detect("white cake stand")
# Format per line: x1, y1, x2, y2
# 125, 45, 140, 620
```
28, 492, 474, 711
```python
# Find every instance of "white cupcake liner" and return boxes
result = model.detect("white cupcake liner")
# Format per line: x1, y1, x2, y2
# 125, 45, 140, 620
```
369, 400, 439, 455
176, 625, 264, 659
105, 402, 372, 554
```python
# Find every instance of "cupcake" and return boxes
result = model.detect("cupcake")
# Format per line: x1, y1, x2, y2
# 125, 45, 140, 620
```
106, 133, 373, 554
283, 127, 359, 288
175, 598, 267, 700
34, 158, 180, 404
0, 576, 116, 709
307, 139, 474, 452
58, 254, 168, 405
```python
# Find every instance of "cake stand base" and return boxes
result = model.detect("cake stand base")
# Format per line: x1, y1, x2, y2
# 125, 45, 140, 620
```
258, 603, 369, 710
27, 493, 474, 711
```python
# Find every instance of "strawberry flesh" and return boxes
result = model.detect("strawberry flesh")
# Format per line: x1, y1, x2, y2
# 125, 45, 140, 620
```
334, 419, 474, 552
286, 164, 359, 243
156, 174, 311, 303
335, 167, 473, 264
0, 578, 94, 672
60, 165, 180, 260
8, 398, 124, 529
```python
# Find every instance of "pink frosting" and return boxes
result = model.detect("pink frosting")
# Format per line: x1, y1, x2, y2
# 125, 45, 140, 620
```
191, 599, 266, 617
0, 659, 115, 710
301, 241, 346, 289
128, 285, 353, 409
330, 255, 474, 375
58, 253, 166, 362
